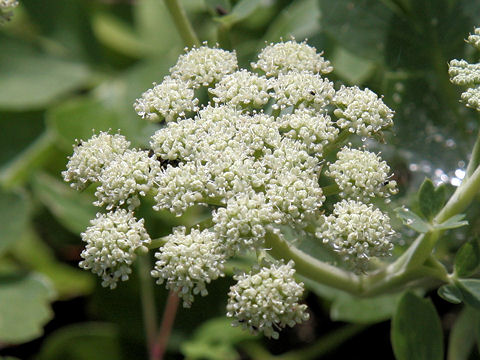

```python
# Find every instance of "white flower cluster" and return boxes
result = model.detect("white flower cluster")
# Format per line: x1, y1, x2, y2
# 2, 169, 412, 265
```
63, 132, 131, 190
151, 227, 226, 307
134, 78, 198, 122
449, 28, 480, 111
326, 147, 398, 201
316, 200, 394, 270
333, 86, 394, 137
226, 260, 309, 339
80, 209, 151, 289
65, 40, 398, 337
251, 40, 333, 76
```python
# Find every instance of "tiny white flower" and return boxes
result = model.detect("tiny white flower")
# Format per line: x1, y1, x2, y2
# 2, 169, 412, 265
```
80, 210, 151, 289
134, 77, 198, 122
467, 27, 480, 50
252, 40, 333, 76
326, 146, 398, 201
333, 86, 394, 136
63, 132, 130, 190
151, 227, 226, 307
316, 200, 394, 271
227, 260, 309, 339
170, 44, 238, 88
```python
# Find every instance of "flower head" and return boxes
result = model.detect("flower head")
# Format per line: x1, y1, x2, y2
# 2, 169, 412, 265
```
316, 200, 394, 271
151, 227, 226, 307
209, 69, 271, 108
251, 40, 333, 76
326, 147, 397, 201
170, 45, 238, 88
226, 260, 309, 339
467, 27, 480, 50
333, 86, 394, 136
80, 209, 151, 289
62, 132, 130, 190
94, 149, 161, 210
134, 77, 198, 122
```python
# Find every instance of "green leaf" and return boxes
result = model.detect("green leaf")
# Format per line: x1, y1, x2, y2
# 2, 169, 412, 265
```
91, 12, 150, 58
437, 284, 463, 304
37, 323, 121, 360
456, 279, 480, 310
455, 239, 480, 278
46, 97, 122, 152
395, 207, 431, 233
418, 178, 446, 221
331, 292, 403, 323
31, 172, 97, 234
12, 227, 94, 299
0, 189, 30, 255
391, 292, 444, 360
215, 0, 264, 27
433, 214, 468, 231
181, 317, 256, 360
262, 0, 320, 42
330, 46, 375, 84
319, 0, 393, 61
447, 307, 478, 360
0, 272, 55, 344
0, 49, 90, 110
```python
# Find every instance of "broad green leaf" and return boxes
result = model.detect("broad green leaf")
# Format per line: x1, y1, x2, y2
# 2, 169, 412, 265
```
434, 214, 468, 231
391, 292, 443, 360
0, 131, 57, 189
456, 279, 480, 310
262, 0, 320, 43
0, 272, 55, 344
330, 46, 375, 84
331, 292, 403, 323
37, 323, 121, 360
0, 189, 30, 255
395, 207, 431, 233
0, 50, 90, 110
91, 13, 150, 58
447, 307, 478, 360
46, 97, 122, 151
418, 178, 446, 221
455, 239, 480, 278
215, 0, 264, 27
181, 317, 256, 360
319, 0, 392, 61
31, 172, 97, 234
438, 284, 463, 304
12, 227, 94, 299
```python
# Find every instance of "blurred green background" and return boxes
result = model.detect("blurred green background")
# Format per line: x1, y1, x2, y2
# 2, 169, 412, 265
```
1, 0, 480, 359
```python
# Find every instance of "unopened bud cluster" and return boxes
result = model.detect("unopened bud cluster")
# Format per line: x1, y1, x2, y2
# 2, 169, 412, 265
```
64, 39, 398, 338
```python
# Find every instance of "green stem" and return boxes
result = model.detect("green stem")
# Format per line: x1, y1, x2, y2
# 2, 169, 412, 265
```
137, 255, 158, 360
435, 164, 480, 223
323, 129, 351, 156
265, 231, 362, 295
0, 131, 57, 189
153, 291, 180, 360
164, 0, 200, 48
465, 128, 480, 180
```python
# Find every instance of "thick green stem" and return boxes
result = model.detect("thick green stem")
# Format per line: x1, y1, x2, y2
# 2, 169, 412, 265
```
137, 255, 158, 360
465, 128, 480, 179
265, 232, 362, 295
436, 164, 480, 223
164, 0, 200, 48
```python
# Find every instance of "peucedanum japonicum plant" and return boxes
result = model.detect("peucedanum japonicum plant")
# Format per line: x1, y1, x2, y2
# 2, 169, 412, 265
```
63, 30, 480, 340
